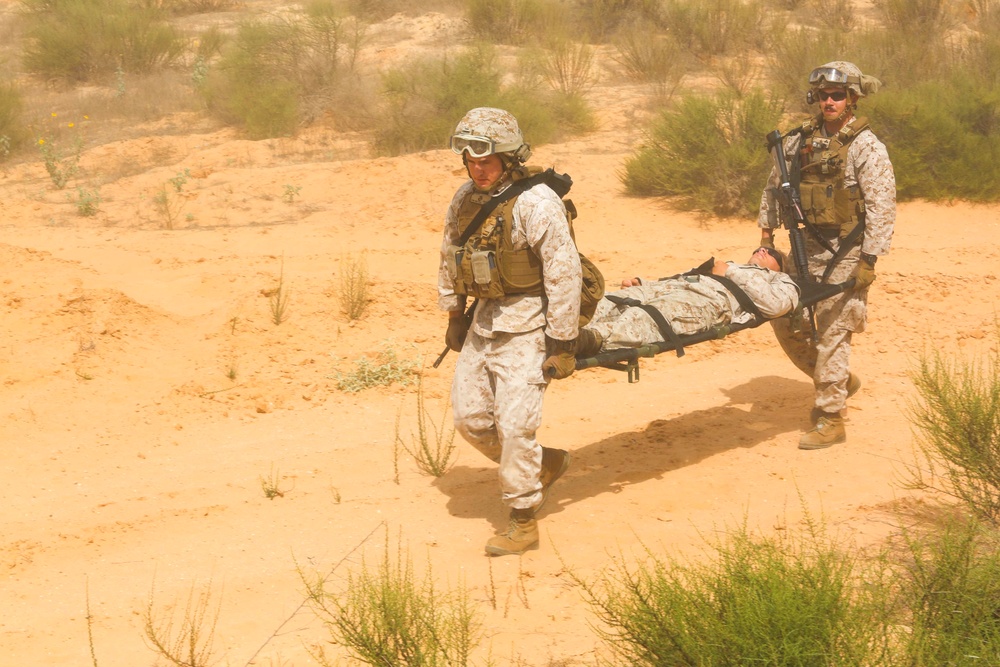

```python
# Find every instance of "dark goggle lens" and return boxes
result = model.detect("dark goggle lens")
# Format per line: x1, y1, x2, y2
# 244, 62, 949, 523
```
818, 90, 847, 101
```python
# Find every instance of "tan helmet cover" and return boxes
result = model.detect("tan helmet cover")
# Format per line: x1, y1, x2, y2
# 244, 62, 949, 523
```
452, 107, 526, 155
812, 61, 882, 98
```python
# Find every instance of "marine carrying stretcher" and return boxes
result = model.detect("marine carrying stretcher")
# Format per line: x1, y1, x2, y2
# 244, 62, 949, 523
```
574, 277, 855, 383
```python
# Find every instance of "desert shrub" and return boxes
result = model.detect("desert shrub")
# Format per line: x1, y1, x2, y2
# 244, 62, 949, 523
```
898, 517, 1000, 663
612, 20, 690, 97
21, 0, 184, 82
464, 0, 553, 45
338, 252, 369, 321
573, 0, 665, 42
872, 0, 958, 39
0, 81, 27, 160
812, 0, 856, 31
582, 519, 893, 666
661, 0, 769, 60
395, 375, 456, 478
764, 26, 847, 113
373, 43, 592, 156
535, 37, 595, 97
906, 336, 1000, 523
334, 345, 418, 393
866, 74, 1000, 202
621, 89, 783, 217
308, 538, 481, 666
201, 4, 367, 138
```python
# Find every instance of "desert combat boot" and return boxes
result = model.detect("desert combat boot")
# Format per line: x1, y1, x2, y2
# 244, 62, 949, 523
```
535, 447, 571, 513
799, 413, 846, 450
485, 508, 538, 556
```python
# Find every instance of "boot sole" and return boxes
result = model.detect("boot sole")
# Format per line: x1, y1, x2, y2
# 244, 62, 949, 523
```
798, 435, 846, 450
485, 541, 539, 557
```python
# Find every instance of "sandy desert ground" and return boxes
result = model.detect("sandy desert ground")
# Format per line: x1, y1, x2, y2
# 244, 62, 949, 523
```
3, 11, 1000, 666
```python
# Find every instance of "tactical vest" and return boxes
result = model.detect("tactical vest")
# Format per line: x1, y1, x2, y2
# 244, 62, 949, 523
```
445, 166, 605, 326
449, 166, 566, 300
795, 115, 870, 238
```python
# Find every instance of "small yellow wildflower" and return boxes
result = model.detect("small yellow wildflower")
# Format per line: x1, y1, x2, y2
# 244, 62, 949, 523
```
38, 138, 45, 145
68, 123, 75, 128
51, 112, 57, 117
83, 115, 89, 120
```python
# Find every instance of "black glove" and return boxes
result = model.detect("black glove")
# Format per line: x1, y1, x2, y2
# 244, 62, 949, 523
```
542, 336, 577, 379
855, 257, 877, 289
445, 316, 468, 352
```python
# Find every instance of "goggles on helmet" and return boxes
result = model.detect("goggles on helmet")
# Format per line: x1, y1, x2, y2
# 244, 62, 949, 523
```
808, 66, 859, 87
450, 133, 521, 158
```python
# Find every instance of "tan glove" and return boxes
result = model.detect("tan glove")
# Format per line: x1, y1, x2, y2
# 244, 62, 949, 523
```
759, 232, 775, 250
542, 336, 577, 380
855, 257, 877, 289
445, 315, 468, 352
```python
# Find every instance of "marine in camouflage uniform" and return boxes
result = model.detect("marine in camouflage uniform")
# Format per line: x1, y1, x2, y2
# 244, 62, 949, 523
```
438, 108, 582, 556
584, 252, 798, 352
758, 61, 896, 450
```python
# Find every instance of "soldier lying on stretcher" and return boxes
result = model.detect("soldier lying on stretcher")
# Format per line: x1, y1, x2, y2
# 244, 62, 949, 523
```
575, 247, 799, 357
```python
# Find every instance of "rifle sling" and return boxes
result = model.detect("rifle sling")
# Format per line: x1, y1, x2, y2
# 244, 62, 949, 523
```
457, 174, 547, 247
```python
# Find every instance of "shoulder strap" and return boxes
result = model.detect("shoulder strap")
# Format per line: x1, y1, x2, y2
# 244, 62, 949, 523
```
702, 273, 765, 321
457, 169, 570, 247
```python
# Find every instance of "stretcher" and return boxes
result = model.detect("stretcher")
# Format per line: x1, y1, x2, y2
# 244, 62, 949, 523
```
574, 277, 856, 382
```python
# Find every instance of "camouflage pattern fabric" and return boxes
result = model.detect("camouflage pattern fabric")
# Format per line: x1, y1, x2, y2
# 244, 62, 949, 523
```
586, 263, 799, 350
439, 179, 582, 510
451, 328, 547, 510
758, 125, 896, 413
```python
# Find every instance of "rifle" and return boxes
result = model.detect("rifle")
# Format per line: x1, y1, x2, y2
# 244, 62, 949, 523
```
432, 299, 478, 368
766, 129, 818, 340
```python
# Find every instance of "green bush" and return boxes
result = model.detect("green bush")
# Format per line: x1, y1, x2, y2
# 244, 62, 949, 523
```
373, 44, 592, 156
661, 0, 769, 59
0, 81, 26, 160
21, 0, 183, 82
621, 89, 783, 216
464, 0, 553, 45
612, 21, 690, 96
907, 336, 1000, 523
899, 517, 1000, 663
867, 75, 1000, 202
583, 519, 893, 666
309, 539, 481, 666
201, 4, 366, 138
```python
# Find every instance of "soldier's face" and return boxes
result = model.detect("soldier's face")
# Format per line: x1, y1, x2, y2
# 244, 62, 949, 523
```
818, 86, 849, 122
749, 247, 781, 272
466, 154, 504, 191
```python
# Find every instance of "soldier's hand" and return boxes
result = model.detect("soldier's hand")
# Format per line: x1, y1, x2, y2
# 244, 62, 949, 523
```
855, 258, 877, 289
760, 233, 776, 250
542, 336, 577, 380
445, 315, 468, 352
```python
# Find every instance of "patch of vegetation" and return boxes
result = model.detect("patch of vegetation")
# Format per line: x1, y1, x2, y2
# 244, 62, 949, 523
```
200, 2, 367, 139
374, 43, 593, 156
21, 0, 184, 83
907, 336, 1000, 523
867, 74, 1000, 202
142, 580, 221, 667
334, 344, 418, 393
0, 81, 26, 161
395, 375, 456, 477
581, 516, 894, 665
621, 88, 782, 216
898, 517, 1000, 663
338, 252, 369, 321
308, 536, 481, 666
463, 0, 553, 45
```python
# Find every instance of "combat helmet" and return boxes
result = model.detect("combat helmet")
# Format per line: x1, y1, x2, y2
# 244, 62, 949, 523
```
807, 61, 882, 104
449, 107, 531, 164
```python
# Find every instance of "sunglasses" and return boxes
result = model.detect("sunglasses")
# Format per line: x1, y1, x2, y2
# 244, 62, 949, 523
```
756, 246, 784, 270
817, 90, 847, 102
